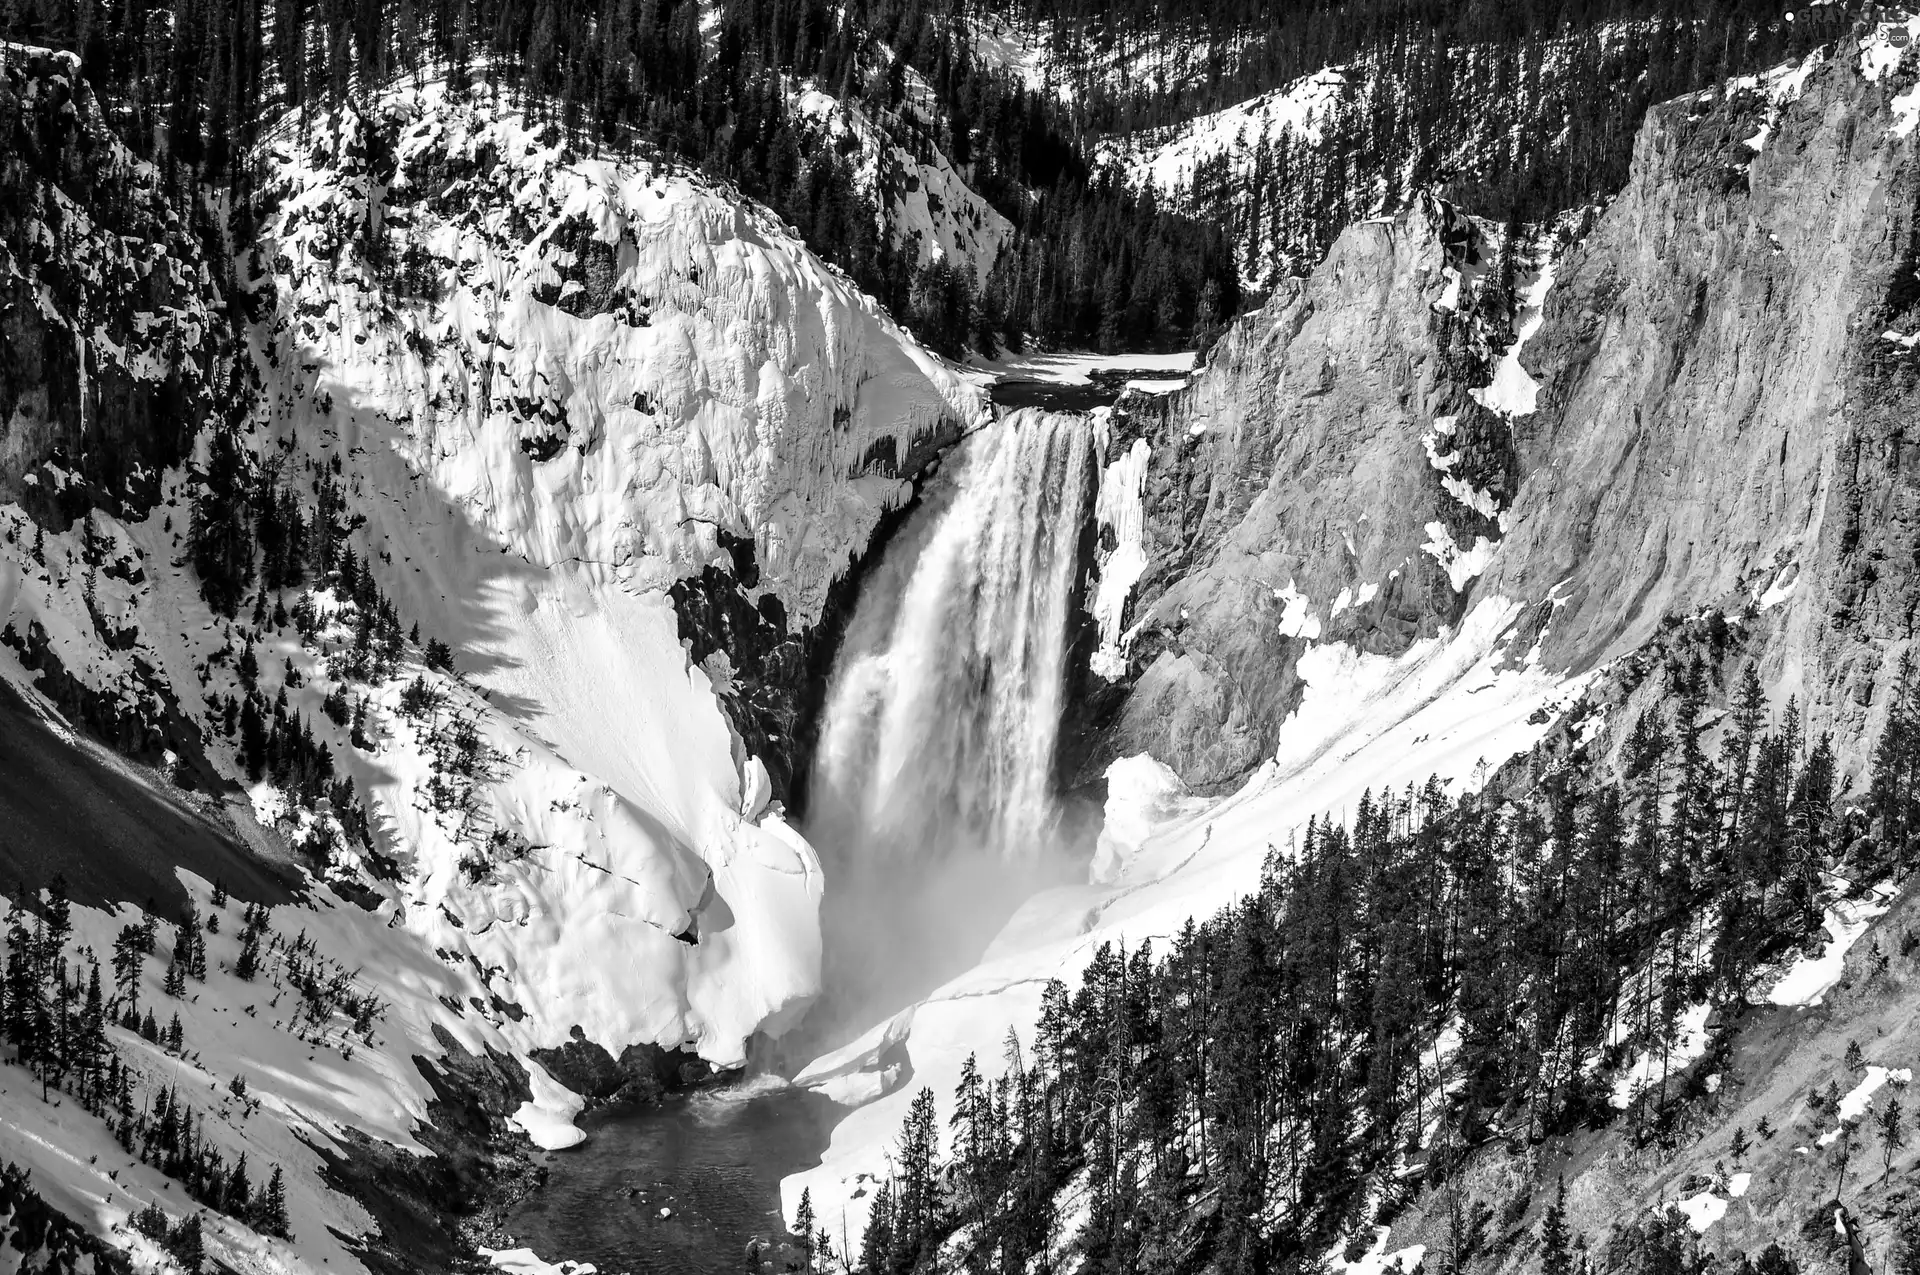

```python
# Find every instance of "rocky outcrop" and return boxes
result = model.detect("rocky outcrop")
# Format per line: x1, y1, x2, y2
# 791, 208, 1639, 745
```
1077, 22, 1920, 789
0, 46, 236, 523
1072, 197, 1515, 790
1484, 33, 1920, 771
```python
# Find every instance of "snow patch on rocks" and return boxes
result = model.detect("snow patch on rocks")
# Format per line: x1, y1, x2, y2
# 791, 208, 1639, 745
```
1089, 439, 1153, 680
1470, 257, 1555, 418
1764, 890, 1894, 1007
1611, 1003, 1713, 1109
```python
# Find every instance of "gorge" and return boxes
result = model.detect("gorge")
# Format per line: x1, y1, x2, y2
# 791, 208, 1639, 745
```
7, 8, 1920, 1275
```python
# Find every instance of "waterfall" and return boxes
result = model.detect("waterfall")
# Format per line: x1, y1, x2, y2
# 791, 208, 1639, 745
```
803, 410, 1093, 1032
813, 409, 1093, 864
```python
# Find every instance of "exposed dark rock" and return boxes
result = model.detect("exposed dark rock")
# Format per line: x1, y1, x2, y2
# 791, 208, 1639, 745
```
671, 470, 945, 814
528, 1028, 714, 1112
0, 47, 237, 526
317, 1025, 541, 1275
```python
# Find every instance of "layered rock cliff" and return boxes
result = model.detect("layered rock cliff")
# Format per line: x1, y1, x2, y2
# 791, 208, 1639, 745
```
1080, 23, 1920, 791
1485, 37, 1919, 772
1074, 196, 1522, 789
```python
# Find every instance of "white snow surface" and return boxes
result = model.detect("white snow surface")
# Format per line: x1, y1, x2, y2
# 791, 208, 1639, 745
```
785, 596, 1587, 1241
1764, 891, 1894, 1007
1090, 754, 1205, 884
969, 347, 1198, 389
481, 1248, 598, 1275
1089, 438, 1153, 680
1675, 1191, 1729, 1232
1829, 1066, 1913, 1133
1098, 68, 1348, 202
512, 1058, 589, 1150
1611, 1003, 1713, 1109
792, 84, 1013, 289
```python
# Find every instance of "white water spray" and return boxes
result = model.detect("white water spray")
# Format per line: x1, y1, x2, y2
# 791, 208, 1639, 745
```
804, 409, 1093, 1031
815, 409, 1092, 860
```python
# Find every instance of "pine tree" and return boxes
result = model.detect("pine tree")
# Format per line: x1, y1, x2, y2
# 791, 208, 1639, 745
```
42, 874, 72, 958
189, 427, 256, 617
1879, 1095, 1906, 1185
258, 1165, 290, 1237
1541, 1177, 1572, 1275
226, 1151, 252, 1215
792, 1186, 816, 1273
166, 1213, 205, 1274
5, 912, 46, 1071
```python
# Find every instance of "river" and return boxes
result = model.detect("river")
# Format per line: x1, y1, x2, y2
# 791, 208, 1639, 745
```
503, 1077, 843, 1274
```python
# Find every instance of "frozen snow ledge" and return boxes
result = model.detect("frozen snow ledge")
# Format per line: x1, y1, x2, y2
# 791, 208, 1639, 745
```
512, 1057, 590, 1150
784, 596, 1590, 1240
1088, 438, 1153, 680
482, 1246, 598, 1275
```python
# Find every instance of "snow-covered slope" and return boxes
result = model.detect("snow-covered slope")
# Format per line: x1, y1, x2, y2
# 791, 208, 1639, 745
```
794, 82, 1014, 292
263, 74, 982, 625
1095, 68, 1348, 204
1, 56, 986, 1275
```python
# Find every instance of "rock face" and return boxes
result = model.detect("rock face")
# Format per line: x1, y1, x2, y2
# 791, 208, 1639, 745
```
0, 46, 235, 523
1074, 197, 1516, 790
1080, 26, 1920, 789
1479, 36, 1920, 769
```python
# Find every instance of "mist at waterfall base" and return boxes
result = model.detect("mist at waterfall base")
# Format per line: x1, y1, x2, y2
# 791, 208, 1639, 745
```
802, 409, 1098, 1047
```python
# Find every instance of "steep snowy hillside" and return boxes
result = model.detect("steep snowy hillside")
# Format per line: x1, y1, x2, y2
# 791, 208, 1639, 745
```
1, 51, 984, 1275
793, 79, 1014, 293
1094, 66, 1348, 215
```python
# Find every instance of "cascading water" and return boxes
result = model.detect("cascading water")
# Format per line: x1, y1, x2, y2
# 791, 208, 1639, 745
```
803, 409, 1095, 1035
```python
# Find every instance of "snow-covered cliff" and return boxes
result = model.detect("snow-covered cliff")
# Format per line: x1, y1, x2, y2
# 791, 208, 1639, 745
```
1, 56, 983, 1275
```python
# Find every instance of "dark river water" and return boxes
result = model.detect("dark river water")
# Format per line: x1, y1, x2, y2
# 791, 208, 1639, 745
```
504, 1078, 844, 1274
